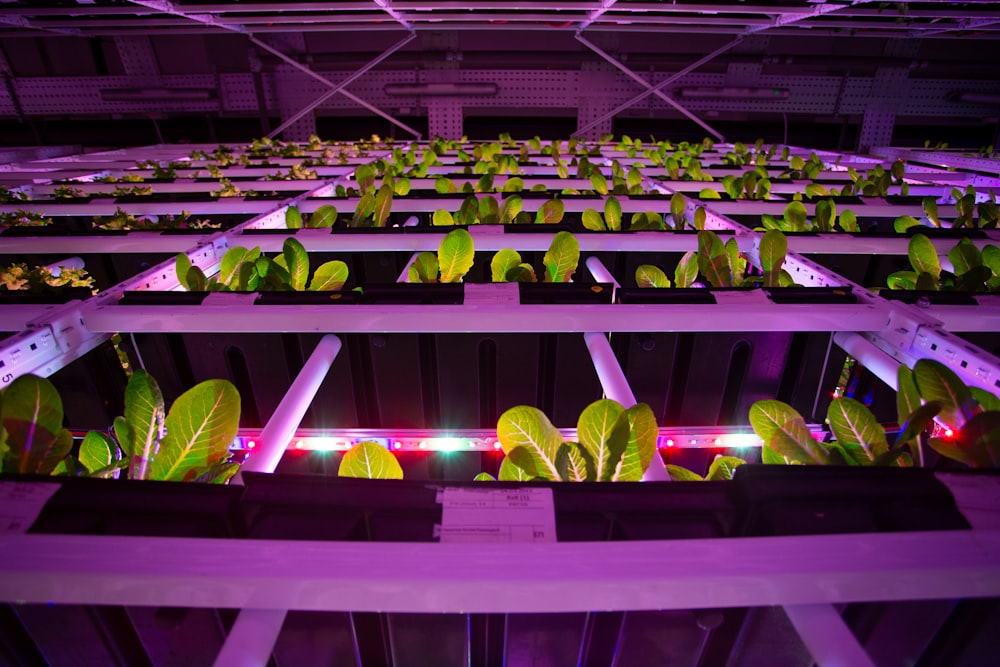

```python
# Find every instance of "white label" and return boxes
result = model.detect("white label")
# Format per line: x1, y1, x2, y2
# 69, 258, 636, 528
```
439, 487, 556, 543
463, 282, 520, 306
0, 482, 60, 533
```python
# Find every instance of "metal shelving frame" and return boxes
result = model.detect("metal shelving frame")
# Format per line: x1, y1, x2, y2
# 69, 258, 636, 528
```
2, 138, 1000, 666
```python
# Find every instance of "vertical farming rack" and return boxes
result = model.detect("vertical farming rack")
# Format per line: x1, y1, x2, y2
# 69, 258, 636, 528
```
1, 137, 999, 666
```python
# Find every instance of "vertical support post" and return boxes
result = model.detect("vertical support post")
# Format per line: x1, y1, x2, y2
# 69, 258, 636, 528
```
583, 332, 669, 481
213, 609, 288, 667
233, 333, 342, 479
832, 332, 900, 391
218, 335, 342, 666
784, 604, 877, 667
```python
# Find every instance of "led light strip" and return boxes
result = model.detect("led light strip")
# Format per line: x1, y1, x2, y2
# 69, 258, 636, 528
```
225, 426, 829, 453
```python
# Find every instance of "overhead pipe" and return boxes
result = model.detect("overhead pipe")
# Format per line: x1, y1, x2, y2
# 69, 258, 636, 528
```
583, 332, 670, 481
219, 334, 343, 666
233, 333, 343, 479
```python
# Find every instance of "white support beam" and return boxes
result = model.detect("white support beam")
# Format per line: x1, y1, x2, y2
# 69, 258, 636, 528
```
1, 530, 998, 613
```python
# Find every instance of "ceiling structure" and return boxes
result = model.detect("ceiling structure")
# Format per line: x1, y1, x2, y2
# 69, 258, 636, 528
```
0, 1, 999, 147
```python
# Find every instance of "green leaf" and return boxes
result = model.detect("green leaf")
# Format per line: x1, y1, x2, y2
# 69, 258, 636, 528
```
507, 264, 537, 282
894, 215, 921, 233
308, 204, 338, 228
373, 183, 393, 228
473, 472, 496, 482
699, 188, 721, 199
121, 369, 165, 480
674, 251, 698, 288
491, 248, 522, 282
410, 252, 438, 283
1, 374, 64, 474
432, 209, 455, 226
536, 198, 565, 225
666, 465, 704, 481
338, 441, 404, 479
805, 183, 829, 199
897, 366, 923, 431
768, 418, 830, 465
613, 403, 658, 482
589, 172, 609, 195
923, 197, 940, 226
282, 237, 309, 291
912, 358, 975, 429
191, 460, 240, 484
908, 233, 940, 278
503, 177, 524, 193
438, 228, 475, 283
692, 207, 706, 230
393, 177, 411, 196
760, 444, 786, 464
434, 176, 455, 194
635, 264, 670, 288
783, 201, 808, 231
498, 453, 533, 481
309, 260, 349, 291
706, 455, 746, 481
952, 411, 1000, 467
563, 442, 593, 482
887, 271, 917, 290
185, 265, 206, 292
626, 167, 642, 189
498, 195, 522, 225
543, 231, 579, 283
497, 406, 563, 480
176, 254, 192, 290
827, 397, 887, 461
219, 246, 260, 287
577, 399, 630, 481
895, 399, 942, 452
749, 399, 806, 444
971, 387, 1000, 412
697, 230, 732, 288
352, 191, 375, 226
355, 163, 375, 192
79, 431, 115, 475
838, 210, 858, 232
148, 379, 240, 481
759, 229, 787, 274
581, 209, 606, 231
669, 192, 687, 227
604, 197, 622, 231
915, 271, 938, 291
236, 262, 259, 291
948, 237, 982, 276
285, 205, 303, 229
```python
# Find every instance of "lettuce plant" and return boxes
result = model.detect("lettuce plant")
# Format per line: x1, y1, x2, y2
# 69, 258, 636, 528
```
492, 399, 659, 482
748, 359, 1000, 469
490, 231, 579, 283
1, 371, 241, 483
176, 238, 348, 292
407, 228, 475, 283
887, 233, 1000, 291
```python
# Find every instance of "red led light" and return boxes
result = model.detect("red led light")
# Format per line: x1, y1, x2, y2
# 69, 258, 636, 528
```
493, 442, 502, 449
666, 438, 675, 447
247, 440, 256, 449
393, 442, 402, 450
944, 428, 954, 438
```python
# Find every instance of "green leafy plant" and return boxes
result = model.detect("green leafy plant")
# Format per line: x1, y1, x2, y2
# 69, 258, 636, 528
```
490, 231, 580, 283
719, 168, 771, 200
634, 250, 699, 289
53, 185, 86, 199
0, 210, 52, 227
1, 262, 94, 292
408, 228, 475, 283
0, 186, 27, 203
1, 371, 242, 482
760, 200, 858, 233
94, 207, 217, 231
887, 233, 1000, 291
285, 204, 338, 229
665, 455, 748, 481
748, 358, 1000, 469
493, 399, 659, 482
176, 238, 349, 292
338, 441, 404, 479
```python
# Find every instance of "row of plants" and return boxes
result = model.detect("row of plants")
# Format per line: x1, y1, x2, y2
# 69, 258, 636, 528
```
3, 353, 996, 486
